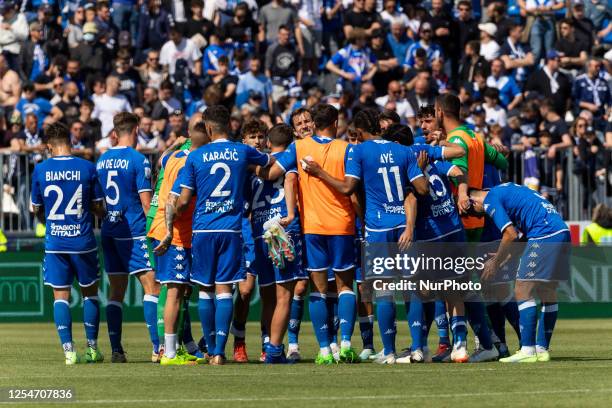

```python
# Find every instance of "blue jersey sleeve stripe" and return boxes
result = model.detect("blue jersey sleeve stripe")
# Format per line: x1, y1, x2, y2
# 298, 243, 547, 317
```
500, 221, 513, 233
410, 174, 424, 182
180, 184, 194, 190
346, 173, 360, 180
169, 191, 180, 196
275, 161, 288, 173
138, 188, 153, 193
91, 197, 105, 201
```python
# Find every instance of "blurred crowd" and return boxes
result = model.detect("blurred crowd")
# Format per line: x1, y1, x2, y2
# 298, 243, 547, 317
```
0, 0, 610, 225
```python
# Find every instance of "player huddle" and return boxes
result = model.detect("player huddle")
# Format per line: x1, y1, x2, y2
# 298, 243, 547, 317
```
32, 93, 571, 366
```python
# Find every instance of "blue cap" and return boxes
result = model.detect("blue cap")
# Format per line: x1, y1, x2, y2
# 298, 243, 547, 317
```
546, 50, 560, 60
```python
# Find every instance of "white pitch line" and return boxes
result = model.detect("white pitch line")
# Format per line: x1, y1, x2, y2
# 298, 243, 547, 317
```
1, 388, 611, 405
2, 364, 612, 381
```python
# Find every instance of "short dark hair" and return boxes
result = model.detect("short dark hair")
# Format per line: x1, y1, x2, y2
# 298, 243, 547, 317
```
483, 87, 500, 100
289, 107, 311, 129
560, 18, 573, 27
457, 0, 471, 9
113, 112, 139, 136
353, 108, 381, 135
267, 123, 294, 148
44, 122, 70, 145
278, 24, 290, 32
417, 105, 436, 119
241, 118, 268, 139
311, 103, 338, 131
435, 93, 461, 121
160, 80, 173, 91
466, 40, 480, 54
381, 123, 414, 146
203, 105, 230, 135
379, 108, 401, 124
540, 98, 555, 111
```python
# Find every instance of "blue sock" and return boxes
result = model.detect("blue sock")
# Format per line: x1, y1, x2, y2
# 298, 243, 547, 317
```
83, 296, 100, 346
376, 298, 396, 355
198, 291, 216, 353
54, 300, 73, 350
288, 295, 304, 345
536, 303, 558, 350
309, 293, 330, 348
422, 301, 435, 348
408, 295, 424, 351
182, 300, 194, 345
143, 294, 160, 351
106, 301, 123, 353
214, 293, 233, 357
435, 300, 450, 345
465, 301, 493, 350
502, 298, 521, 344
338, 290, 356, 343
487, 303, 506, 344
450, 315, 467, 344
518, 299, 537, 348
326, 294, 338, 344
359, 315, 374, 349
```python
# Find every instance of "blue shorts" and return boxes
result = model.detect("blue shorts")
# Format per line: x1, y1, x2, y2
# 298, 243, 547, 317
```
304, 234, 355, 273
152, 240, 192, 284
252, 230, 306, 287
102, 235, 152, 275
191, 232, 245, 286
43, 249, 100, 288
517, 231, 571, 282
363, 227, 404, 281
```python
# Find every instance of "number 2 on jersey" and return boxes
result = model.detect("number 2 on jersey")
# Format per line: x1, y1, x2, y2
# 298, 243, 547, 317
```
211, 163, 231, 197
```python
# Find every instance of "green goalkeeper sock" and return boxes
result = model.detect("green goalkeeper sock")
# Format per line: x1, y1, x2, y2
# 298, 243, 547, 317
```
157, 285, 167, 340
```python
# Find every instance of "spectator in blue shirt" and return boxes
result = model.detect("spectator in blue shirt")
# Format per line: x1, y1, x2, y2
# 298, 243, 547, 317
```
326, 28, 377, 94
403, 22, 443, 70
486, 58, 523, 110
387, 21, 412, 62
15, 82, 62, 128
236, 56, 273, 111
572, 58, 611, 126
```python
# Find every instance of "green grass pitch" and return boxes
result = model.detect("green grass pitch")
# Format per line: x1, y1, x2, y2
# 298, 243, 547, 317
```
2, 320, 612, 407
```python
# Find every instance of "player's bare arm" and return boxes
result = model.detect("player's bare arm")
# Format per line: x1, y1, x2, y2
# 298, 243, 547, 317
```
32, 204, 45, 224
482, 225, 519, 281
154, 194, 178, 256
301, 159, 359, 195
90, 200, 107, 219
139, 191, 152, 215
398, 191, 417, 252
438, 141, 466, 159
280, 172, 298, 227
253, 156, 279, 180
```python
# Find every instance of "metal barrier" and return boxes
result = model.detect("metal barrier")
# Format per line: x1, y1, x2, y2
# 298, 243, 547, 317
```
0, 149, 609, 233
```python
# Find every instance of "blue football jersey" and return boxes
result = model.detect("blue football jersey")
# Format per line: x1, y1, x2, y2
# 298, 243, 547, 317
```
414, 160, 463, 241
481, 163, 503, 242
96, 146, 152, 238
345, 139, 424, 230
483, 183, 569, 239
178, 139, 270, 232
246, 152, 300, 238
31, 156, 104, 252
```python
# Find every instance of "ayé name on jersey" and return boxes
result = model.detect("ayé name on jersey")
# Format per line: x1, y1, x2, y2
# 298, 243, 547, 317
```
45, 171, 81, 181
202, 148, 239, 162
